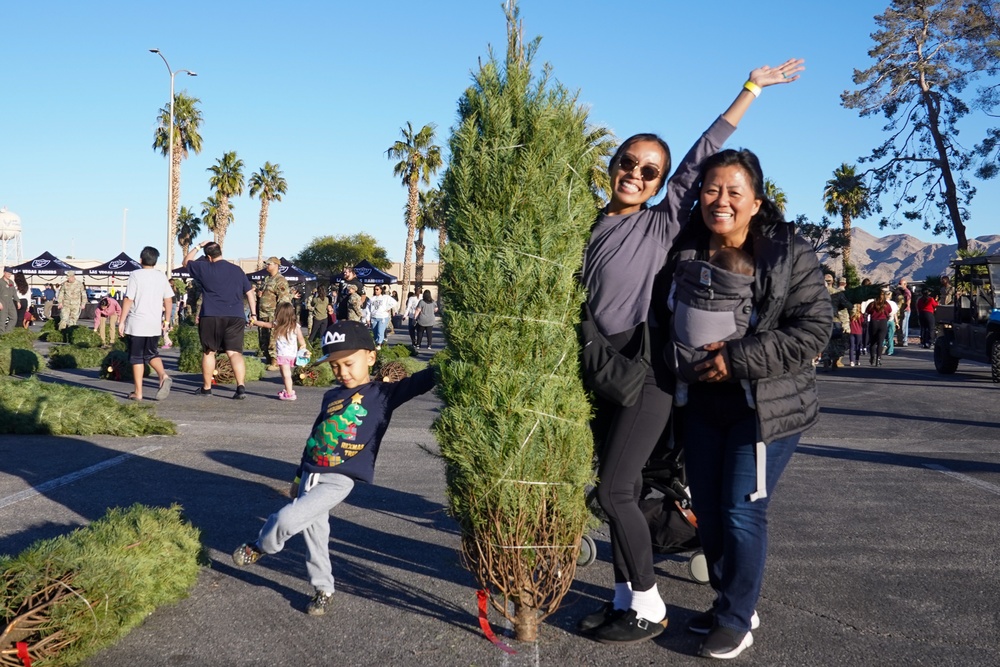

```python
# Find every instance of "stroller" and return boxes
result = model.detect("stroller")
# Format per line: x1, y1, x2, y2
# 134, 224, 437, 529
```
579, 441, 709, 585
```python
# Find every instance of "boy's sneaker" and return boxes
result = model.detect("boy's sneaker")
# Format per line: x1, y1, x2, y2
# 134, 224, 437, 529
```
196, 387, 212, 396
688, 609, 759, 635
278, 390, 297, 401
306, 590, 334, 616
700, 626, 753, 659
593, 609, 667, 644
232, 543, 263, 567
233, 385, 247, 400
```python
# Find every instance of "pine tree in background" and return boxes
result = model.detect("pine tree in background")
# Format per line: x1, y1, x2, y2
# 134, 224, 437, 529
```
435, 1, 602, 641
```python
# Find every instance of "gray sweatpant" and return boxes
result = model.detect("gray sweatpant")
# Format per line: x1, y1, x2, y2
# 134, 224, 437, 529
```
258, 472, 355, 594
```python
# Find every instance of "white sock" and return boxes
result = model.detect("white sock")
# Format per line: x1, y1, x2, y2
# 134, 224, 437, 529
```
630, 584, 666, 623
612, 582, 633, 610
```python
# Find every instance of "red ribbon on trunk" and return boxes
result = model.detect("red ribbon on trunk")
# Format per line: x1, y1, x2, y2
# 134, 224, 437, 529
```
16, 642, 32, 667
476, 590, 516, 655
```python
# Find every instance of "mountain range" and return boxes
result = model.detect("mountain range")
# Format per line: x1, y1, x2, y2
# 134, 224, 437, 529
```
818, 226, 1000, 284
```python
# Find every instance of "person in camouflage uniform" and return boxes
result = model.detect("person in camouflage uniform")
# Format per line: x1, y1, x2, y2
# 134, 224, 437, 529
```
0, 269, 17, 334
57, 271, 87, 330
821, 275, 851, 370
258, 256, 291, 369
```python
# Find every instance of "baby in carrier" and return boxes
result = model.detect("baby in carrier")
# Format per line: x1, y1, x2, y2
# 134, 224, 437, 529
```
668, 246, 755, 407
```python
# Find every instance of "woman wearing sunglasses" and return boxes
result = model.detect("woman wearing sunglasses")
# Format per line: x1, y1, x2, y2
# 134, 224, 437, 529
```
579, 58, 804, 645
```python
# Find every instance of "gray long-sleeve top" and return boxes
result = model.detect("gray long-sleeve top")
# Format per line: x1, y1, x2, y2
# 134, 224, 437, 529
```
583, 116, 735, 336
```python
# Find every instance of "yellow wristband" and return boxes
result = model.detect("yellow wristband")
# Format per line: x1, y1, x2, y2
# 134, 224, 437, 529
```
743, 81, 761, 98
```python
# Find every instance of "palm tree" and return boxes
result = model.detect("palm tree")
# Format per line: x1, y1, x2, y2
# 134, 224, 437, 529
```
201, 194, 233, 239
152, 92, 203, 266
763, 178, 787, 215
386, 122, 443, 297
176, 206, 203, 258
823, 163, 871, 271
412, 187, 445, 290
206, 151, 245, 250
248, 162, 288, 268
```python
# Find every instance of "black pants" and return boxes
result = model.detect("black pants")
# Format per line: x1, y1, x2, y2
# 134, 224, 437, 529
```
869, 319, 888, 363
591, 325, 673, 591
309, 317, 328, 342
919, 311, 936, 347
415, 324, 434, 348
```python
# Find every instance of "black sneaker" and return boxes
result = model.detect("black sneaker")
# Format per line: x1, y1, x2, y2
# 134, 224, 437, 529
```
306, 590, 334, 616
196, 387, 213, 396
577, 601, 625, 633
593, 609, 667, 644
688, 609, 760, 635
233, 385, 247, 400
232, 543, 263, 567
700, 626, 753, 659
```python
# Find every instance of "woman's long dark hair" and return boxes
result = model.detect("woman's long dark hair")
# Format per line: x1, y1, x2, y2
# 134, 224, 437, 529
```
13, 272, 29, 293
685, 148, 785, 243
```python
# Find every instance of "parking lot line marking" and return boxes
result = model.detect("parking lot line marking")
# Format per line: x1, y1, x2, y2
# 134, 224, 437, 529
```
0, 445, 162, 510
924, 463, 1000, 497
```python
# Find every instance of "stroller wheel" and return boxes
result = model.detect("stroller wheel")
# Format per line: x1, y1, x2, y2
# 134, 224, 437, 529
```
577, 534, 597, 568
687, 550, 710, 585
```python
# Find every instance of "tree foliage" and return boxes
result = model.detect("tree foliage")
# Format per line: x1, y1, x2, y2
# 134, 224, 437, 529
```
435, 1, 600, 641
387, 123, 443, 298
841, 0, 1000, 250
795, 213, 849, 258
206, 151, 245, 250
763, 178, 788, 215
248, 162, 288, 269
152, 92, 203, 266
176, 206, 202, 258
292, 233, 391, 276
823, 162, 872, 269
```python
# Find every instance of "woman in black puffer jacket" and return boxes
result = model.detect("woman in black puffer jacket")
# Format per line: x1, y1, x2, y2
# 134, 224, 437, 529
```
665, 148, 831, 660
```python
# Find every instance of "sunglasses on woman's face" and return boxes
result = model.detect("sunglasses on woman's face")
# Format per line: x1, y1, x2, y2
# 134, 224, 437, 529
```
617, 154, 661, 182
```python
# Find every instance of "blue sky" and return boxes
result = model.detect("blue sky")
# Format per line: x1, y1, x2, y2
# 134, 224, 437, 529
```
1, 0, 997, 269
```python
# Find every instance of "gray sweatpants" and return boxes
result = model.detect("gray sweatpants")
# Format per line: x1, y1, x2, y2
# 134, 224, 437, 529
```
258, 472, 355, 594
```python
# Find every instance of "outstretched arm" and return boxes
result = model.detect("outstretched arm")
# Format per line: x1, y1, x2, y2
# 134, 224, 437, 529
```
721, 58, 805, 128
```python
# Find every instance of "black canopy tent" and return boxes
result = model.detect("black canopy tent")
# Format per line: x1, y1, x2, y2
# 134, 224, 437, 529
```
246, 257, 318, 283
4, 251, 82, 276
332, 259, 398, 285
82, 252, 143, 277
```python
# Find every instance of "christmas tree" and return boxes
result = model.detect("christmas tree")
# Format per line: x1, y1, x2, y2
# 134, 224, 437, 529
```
435, 2, 606, 641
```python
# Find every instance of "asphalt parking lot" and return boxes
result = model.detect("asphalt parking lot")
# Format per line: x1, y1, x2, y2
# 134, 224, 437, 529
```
1, 336, 997, 666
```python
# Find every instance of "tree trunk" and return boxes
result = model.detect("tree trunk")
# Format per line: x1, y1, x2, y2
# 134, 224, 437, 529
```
401, 176, 419, 297
170, 150, 183, 269
841, 212, 852, 271
257, 199, 270, 269
514, 597, 538, 642
923, 92, 969, 250
414, 227, 425, 292
216, 197, 230, 250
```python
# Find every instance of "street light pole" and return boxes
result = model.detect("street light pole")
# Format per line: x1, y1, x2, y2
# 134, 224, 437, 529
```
150, 49, 196, 278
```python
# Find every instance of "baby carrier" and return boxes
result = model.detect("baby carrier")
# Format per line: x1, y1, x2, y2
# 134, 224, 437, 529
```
669, 259, 755, 384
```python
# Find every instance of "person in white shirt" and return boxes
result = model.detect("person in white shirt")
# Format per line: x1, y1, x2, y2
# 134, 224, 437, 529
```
118, 246, 174, 401
367, 284, 398, 349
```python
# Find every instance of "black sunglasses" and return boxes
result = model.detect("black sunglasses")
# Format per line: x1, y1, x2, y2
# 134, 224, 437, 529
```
617, 154, 661, 182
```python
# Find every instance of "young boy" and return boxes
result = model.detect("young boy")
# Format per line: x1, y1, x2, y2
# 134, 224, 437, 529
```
231, 319, 435, 615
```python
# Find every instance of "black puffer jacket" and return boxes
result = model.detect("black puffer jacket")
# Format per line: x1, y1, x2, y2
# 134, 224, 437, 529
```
671, 220, 832, 443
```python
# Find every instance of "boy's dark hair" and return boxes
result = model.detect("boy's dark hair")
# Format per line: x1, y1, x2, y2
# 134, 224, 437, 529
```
140, 246, 160, 267
203, 242, 222, 259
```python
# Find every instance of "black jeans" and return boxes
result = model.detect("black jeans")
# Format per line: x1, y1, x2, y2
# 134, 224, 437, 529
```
919, 311, 936, 347
868, 319, 888, 363
415, 324, 434, 348
591, 325, 673, 591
